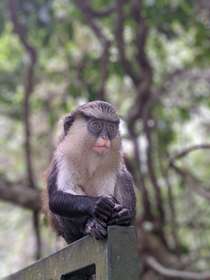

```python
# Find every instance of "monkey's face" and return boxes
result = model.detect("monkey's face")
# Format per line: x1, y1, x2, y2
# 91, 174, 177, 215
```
62, 101, 121, 158
86, 117, 119, 155
64, 115, 120, 157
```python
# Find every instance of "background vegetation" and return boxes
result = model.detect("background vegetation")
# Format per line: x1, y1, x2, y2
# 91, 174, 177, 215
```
1, 0, 210, 278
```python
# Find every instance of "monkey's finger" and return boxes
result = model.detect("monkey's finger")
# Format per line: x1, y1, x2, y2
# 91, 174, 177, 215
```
90, 229, 105, 240
112, 208, 123, 218
102, 199, 115, 210
112, 208, 129, 219
108, 218, 121, 226
108, 216, 119, 225
118, 208, 130, 216
107, 195, 118, 204
95, 203, 113, 214
109, 208, 132, 225
95, 212, 109, 222
94, 223, 107, 239
117, 216, 131, 224
111, 212, 119, 219
95, 230, 107, 240
95, 206, 113, 218
95, 201, 114, 216
97, 197, 115, 209
87, 219, 107, 240
113, 204, 123, 212
96, 227, 107, 239
108, 216, 131, 226
95, 219, 108, 230
117, 220, 130, 226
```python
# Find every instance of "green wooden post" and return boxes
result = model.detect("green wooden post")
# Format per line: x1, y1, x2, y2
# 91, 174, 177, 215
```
3, 226, 140, 280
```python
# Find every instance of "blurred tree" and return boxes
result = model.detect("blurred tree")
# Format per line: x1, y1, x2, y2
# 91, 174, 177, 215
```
0, 0, 210, 278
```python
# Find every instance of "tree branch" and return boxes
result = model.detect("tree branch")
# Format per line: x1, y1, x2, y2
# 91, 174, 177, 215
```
146, 256, 210, 280
9, 0, 41, 259
74, 0, 111, 99
165, 168, 180, 253
128, 127, 154, 221
8, 0, 37, 189
0, 177, 41, 211
169, 144, 210, 164
131, 0, 151, 73
168, 144, 210, 200
83, 2, 116, 18
115, 0, 140, 87
169, 164, 210, 201
144, 120, 165, 226
125, 0, 153, 125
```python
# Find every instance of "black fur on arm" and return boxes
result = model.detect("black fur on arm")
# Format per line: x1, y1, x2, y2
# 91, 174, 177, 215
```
109, 165, 136, 226
117, 166, 136, 218
47, 160, 97, 218
49, 191, 98, 218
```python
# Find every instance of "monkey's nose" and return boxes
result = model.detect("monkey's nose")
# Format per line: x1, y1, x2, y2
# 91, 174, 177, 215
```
97, 137, 111, 148
93, 137, 111, 154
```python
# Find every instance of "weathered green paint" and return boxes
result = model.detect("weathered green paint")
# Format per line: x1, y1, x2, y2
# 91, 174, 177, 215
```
3, 226, 140, 280
107, 227, 140, 280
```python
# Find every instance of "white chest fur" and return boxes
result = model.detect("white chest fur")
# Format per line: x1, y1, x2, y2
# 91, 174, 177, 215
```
56, 157, 117, 197
78, 171, 117, 197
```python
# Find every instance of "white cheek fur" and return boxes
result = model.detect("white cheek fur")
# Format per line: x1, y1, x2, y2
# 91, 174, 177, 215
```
55, 117, 121, 197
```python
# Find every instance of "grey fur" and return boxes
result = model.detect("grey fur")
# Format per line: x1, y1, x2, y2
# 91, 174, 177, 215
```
78, 101, 119, 122
64, 101, 120, 135
115, 165, 136, 221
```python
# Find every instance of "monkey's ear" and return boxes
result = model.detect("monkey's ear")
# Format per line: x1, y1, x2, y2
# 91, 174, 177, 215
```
64, 114, 74, 135
54, 113, 75, 146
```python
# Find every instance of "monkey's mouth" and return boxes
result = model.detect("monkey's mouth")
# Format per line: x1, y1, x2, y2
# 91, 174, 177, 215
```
93, 137, 111, 154
92, 145, 109, 154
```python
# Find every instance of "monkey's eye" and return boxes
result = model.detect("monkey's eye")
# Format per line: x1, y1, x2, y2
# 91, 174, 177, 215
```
106, 122, 119, 139
87, 119, 103, 136
83, 115, 91, 122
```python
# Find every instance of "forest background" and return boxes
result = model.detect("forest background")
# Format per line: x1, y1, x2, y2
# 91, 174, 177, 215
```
1, 0, 210, 279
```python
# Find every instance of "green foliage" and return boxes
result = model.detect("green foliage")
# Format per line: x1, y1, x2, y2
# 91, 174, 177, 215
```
1, 0, 210, 276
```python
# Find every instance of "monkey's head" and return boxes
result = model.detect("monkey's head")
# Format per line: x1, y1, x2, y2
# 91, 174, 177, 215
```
61, 101, 121, 157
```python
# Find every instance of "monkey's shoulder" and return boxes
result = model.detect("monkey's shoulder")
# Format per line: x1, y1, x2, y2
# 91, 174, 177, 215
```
117, 164, 133, 180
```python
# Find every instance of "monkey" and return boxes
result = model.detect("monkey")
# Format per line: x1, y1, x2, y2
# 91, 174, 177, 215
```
45, 100, 136, 244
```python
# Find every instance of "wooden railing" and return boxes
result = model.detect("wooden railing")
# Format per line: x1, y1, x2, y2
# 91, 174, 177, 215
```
3, 226, 140, 280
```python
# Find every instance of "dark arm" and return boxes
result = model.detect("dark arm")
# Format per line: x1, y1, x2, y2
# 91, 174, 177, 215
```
110, 165, 136, 225
49, 191, 98, 218
116, 166, 136, 218
47, 160, 114, 220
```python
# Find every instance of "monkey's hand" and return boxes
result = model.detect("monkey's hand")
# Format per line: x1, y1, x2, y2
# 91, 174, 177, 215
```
93, 196, 116, 223
85, 218, 107, 240
108, 204, 132, 226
